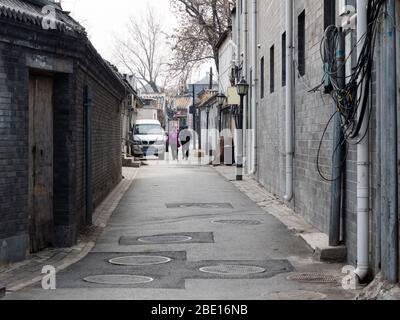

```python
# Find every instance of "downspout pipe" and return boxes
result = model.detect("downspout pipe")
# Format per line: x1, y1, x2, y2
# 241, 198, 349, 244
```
329, 28, 345, 247
249, 0, 258, 175
381, 0, 398, 284
284, 0, 294, 201
355, 0, 369, 282
84, 84, 93, 226
242, 0, 248, 172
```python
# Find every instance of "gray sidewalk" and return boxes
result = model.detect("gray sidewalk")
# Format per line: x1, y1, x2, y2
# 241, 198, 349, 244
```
3, 164, 358, 300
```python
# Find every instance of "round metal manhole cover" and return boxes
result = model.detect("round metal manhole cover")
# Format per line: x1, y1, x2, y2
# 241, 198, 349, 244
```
266, 290, 327, 300
108, 256, 172, 266
138, 235, 193, 244
199, 265, 266, 275
83, 275, 154, 285
211, 219, 263, 226
287, 273, 341, 284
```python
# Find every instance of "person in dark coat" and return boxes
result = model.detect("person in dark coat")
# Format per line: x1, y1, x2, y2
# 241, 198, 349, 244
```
179, 126, 191, 160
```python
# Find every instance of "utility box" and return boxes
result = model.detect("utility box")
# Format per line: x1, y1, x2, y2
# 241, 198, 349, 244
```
224, 143, 234, 165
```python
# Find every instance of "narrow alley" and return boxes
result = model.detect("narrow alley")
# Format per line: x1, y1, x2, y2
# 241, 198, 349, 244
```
4, 161, 356, 300
1, 0, 400, 307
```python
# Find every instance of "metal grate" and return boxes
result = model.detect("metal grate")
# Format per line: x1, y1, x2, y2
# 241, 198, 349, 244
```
108, 256, 172, 266
199, 265, 266, 275
138, 235, 193, 244
83, 275, 154, 285
287, 273, 341, 284
166, 203, 233, 209
212, 219, 263, 226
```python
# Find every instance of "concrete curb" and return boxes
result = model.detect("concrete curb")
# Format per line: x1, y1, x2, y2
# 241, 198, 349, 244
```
0, 168, 138, 295
300, 233, 347, 263
214, 166, 347, 263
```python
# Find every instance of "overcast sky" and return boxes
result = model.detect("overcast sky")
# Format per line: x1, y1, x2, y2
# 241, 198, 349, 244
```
61, 0, 211, 83
62, 0, 175, 60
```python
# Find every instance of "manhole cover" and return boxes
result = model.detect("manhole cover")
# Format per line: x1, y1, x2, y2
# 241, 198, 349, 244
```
199, 265, 266, 275
266, 290, 327, 300
166, 203, 233, 209
138, 235, 193, 244
108, 256, 172, 266
83, 275, 154, 285
287, 273, 340, 283
212, 219, 263, 226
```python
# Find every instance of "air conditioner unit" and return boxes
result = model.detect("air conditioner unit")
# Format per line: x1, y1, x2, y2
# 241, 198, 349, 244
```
339, 0, 356, 17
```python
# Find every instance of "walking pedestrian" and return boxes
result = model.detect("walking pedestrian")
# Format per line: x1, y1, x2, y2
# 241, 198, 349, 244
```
167, 127, 180, 161
179, 126, 191, 160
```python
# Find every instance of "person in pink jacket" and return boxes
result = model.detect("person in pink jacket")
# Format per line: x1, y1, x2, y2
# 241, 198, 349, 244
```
167, 127, 180, 160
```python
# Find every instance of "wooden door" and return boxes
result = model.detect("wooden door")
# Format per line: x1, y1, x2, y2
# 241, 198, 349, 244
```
28, 75, 54, 253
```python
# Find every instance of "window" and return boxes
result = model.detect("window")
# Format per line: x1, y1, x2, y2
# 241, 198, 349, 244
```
134, 124, 162, 135
324, 0, 336, 30
270, 45, 275, 93
282, 32, 286, 87
298, 10, 306, 77
260, 57, 265, 99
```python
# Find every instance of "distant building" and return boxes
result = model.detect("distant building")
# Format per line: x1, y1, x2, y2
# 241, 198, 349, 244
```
121, 74, 142, 156
137, 98, 159, 121
187, 71, 218, 96
139, 93, 167, 127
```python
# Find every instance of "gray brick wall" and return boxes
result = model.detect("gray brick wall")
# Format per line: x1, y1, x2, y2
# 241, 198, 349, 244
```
0, 41, 30, 263
74, 67, 123, 225
255, 0, 367, 264
0, 19, 125, 264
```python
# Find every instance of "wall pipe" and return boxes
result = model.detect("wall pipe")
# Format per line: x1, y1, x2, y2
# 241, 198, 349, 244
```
249, 0, 258, 175
84, 84, 93, 226
355, 0, 369, 282
329, 28, 345, 247
242, 0, 248, 173
284, 0, 294, 201
381, 0, 398, 283
374, 14, 382, 274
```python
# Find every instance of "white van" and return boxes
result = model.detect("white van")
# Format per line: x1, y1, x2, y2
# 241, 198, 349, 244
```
132, 120, 166, 159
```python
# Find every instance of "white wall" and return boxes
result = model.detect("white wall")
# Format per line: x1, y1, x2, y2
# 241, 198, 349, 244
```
137, 108, 158, 121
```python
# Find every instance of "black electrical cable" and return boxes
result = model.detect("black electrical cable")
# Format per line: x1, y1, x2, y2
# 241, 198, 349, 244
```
315, 0, 385, 181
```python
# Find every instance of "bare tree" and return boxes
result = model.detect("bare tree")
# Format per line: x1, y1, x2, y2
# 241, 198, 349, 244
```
115, 6, 167, 93
170, 0, 233, 75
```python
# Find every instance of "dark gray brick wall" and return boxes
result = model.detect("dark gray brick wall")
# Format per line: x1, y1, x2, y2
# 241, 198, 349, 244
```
0, 41, 30, 263
0, 19, 125, 264
74, 68, 123, 225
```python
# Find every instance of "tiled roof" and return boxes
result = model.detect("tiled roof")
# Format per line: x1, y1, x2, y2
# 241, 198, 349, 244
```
0, 0, 86, 35
174, 96, 192, 110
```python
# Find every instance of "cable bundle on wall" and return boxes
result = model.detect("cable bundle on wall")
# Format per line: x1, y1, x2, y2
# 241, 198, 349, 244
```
316, 0, 386, 181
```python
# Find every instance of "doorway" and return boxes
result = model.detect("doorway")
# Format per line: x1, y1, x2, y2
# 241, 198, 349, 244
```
28, 74, 54, 253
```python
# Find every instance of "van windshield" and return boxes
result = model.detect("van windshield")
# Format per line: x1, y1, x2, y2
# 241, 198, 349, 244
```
134, 124, 163, 135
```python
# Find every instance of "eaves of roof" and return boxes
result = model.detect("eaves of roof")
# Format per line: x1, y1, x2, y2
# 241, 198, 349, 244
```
0, 0, 86, 35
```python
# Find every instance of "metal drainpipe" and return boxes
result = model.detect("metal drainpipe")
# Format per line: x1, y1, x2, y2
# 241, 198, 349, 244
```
84, 84, 93, 226
249, 0, 258, 175
329, 28, 345, 247
375, 15, 382, 274
242, 0, 248, 172
354, 0, 369, 282
284, 0, 294, 201
381, 0, 398, 283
